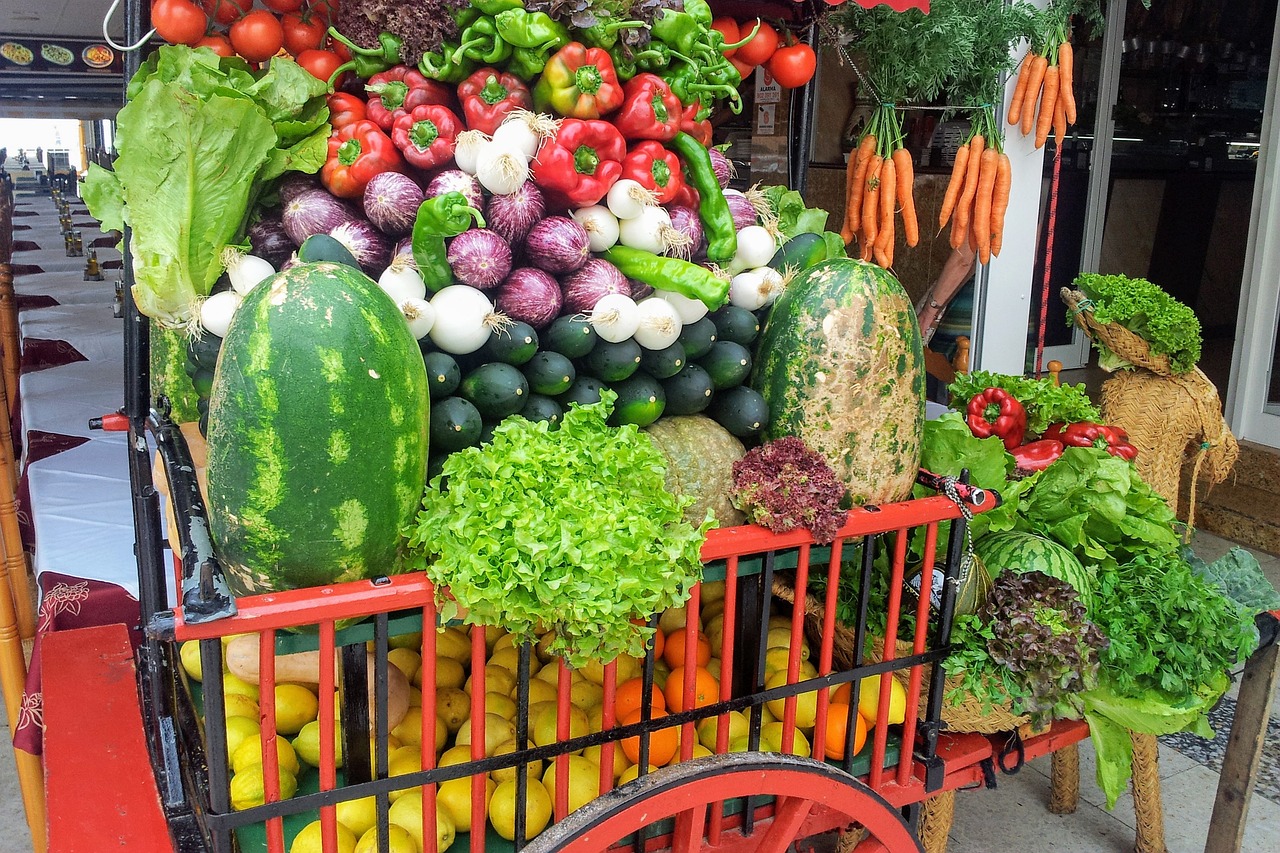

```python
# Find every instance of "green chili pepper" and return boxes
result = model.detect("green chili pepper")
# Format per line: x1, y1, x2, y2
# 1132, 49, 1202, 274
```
327, 28, 403, 79
452, 17, 512, 66
669, 131, 737, 264
666, 60, 742, 115
652, 9, 702, 57
601, 246, 728, 310
579, 18, 646, 50
508, 47, 550, 80
494, 9, 570, 51
412, 192, 486, 292
418, 44, 476, 84
683, 0, 714, 28
607, 45, 638, 82
635, 42, 689, 73
471, 0, 521, 14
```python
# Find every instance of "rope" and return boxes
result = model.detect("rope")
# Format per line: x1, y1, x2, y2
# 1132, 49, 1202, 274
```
1035, 146, 1064, 379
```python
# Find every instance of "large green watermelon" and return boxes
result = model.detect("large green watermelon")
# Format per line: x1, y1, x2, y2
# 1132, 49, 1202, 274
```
975, 531, 1096, 612
750, 258, 924, 505
206, 262, 430, 596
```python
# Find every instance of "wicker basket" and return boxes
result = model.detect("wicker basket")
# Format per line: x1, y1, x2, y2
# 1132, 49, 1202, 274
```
1061, 288, 1175, 376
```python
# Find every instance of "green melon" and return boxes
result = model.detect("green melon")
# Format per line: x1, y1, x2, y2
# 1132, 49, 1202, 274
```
645, 416, 746, 528
975, 531, 1096, 612
750, 258, 924, 505
206, 262, 430, 596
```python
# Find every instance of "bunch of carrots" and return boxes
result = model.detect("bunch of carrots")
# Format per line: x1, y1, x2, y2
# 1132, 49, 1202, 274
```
840, 105, 919, 270
1008, 19, 1077, 148
938, 109, 1011, 266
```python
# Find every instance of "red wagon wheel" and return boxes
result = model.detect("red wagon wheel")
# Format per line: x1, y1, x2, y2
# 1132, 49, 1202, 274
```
524, 752, 923, 853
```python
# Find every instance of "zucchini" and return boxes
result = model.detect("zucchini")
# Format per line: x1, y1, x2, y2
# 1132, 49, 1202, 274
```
479, 321, 539, 366
519, 394, 564, 427
522, 351, 576, 396
709, 305, 760, 346
559, 376, 605, 409
639, 341, 687, 379
422, 351, 462, 399
662, 363, 715, 415
768, 232, 827, 273
583, 338, 642, 382
677, 316, 717, 360
430, 396, 483, 453
709, 386, 770, 437
460, 362, 529, 420
698, 340, 753, 390
297, 234, 360, 268
609, 374, 666, 427
543, 315, 599, 359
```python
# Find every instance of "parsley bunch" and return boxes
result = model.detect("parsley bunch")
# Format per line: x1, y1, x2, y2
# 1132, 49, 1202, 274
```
1073, 273, 1203, 373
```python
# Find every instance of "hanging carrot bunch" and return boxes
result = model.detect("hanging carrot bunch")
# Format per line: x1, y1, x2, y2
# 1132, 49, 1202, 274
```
1008, 1, 1078, 148
842, 104, 919, 270
938, 109, 1011, 266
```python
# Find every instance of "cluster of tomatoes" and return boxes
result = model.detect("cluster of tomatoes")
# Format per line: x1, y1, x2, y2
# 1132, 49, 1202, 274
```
151, 0, 346, 79
710, 16, 818, 90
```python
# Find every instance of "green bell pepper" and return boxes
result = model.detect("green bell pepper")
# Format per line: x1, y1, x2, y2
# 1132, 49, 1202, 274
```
652, 9, 703, 57
669, 131, 737, 264
579, 18, 646, 50
684, 0, 714, 27
471, 0, 521, 13
494, 9, 570, 51
412, 192, 486, 292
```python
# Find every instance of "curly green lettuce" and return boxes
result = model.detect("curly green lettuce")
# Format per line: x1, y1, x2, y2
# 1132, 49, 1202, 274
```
1073, 272, 1202, 373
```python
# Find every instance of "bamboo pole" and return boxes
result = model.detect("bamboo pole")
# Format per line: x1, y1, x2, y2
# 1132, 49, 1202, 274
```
0, 363, 34, 639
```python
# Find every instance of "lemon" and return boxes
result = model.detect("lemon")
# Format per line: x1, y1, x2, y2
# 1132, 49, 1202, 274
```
231, 734, 301, 776
582, 743, 631, 780
485, 625, 508, 653
230, 765, 297, 810
697, 710, 748, 751
289, 818, 356, 853
388, 631, 423, 650
541, 755, 602, 813
484, 692, 517, 722
490, 740, 542, 785
455, 713, 515, 757
354, 824, 416, 853
532, 703, 588, 748
436, 775, 494, 832
521, 679, 558, 706
465, 664, 514, 696
387, 648, 422, 683
390, 707, 447, 752
437, 744, 473, 767
386, 746, 425, 802
489, 646, 539, 676
274, 684, 320, 735
534, 630, 559, 664
292, 720, 342, 769
570, 679, 604, 710
857, 674, 907, 726
224, 716, 261, 760
764, 671, 818, 728
430, 657, 466, 691
760, 722, 811, 758
658, 605, 688, 636
335, 797, 378, 837
388, 790, 456, 852
492, 632, 518, 654
408, 686, 422, 708
490, 778, 553, 841
617, 764, 659, 786
180, 641, 204, 681
223, 693, 260, 721
437, 687, 471, 731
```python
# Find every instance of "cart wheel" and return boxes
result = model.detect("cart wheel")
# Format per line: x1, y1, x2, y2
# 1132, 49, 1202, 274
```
524, 752, 923, 853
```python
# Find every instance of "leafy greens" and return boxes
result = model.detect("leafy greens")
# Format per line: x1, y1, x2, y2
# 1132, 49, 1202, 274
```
1073, 273, 1203, 373
948, 370, 1101, 436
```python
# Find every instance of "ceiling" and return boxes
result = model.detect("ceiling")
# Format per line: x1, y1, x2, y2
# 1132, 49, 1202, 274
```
4, 0, 124, 40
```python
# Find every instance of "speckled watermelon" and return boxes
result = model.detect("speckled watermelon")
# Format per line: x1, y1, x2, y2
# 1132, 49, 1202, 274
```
750, 258, 924, 505
206, 262, 429, 596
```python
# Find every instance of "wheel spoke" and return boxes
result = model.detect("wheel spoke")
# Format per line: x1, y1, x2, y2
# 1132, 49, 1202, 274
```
673, 805, 707, 853
757, 796, 815, 853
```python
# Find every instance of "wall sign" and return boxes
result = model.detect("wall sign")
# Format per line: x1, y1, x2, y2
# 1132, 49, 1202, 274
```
0, 35, 123, 76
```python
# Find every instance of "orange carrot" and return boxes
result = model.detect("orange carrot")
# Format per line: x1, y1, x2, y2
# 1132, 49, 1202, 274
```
1007, 53, 1032, 128
1053, 82, 1067, 145
952, 134, 984, 250
990, 153, 1012, 258
1035, 65, 1061, 148
841, 148, 860, 243
1020, 54, 1048, 137
845, 134, 877, 240
861, 156, 883, 250
973, 148, 998, 265
876, 157, 896, 253
883, 209, 896, 269
938, 143, 969, 230
1058, 41, 1077, 125
893, 147, 919, 247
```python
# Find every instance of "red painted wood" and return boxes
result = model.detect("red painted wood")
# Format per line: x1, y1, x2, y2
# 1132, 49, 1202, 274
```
760, 796, 816, 853
44, 624, 172, 853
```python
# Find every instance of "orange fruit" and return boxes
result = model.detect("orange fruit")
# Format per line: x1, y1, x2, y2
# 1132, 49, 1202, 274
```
833, 681, 851, 705
619, 709, 678, 767
663, 667, 718, 713
662, 630, 711, 670
650, 629, 665, 663
822, 703, 868, 760
614, 677, 665, 720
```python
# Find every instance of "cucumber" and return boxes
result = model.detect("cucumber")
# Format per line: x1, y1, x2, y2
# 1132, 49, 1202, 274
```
559, 376, 605, 409
583, 338, 642, 382
677, 316, 717, 360
698, 340, 753, 390
709, 386, 770, 437
460, 362, 529, 420
430, 396, 483, 453
709, 305, 761, 346
186, 332, 223, 372
422, 351, 462, 399
639, 341, 687, 379
190, 367, 215, 399
522, 351, 576, 396
609, 374, 666, 427
297, 233, 360, 268
662, 363, 715, 415
543, 315, 599, 359
480, 321, 539, 366
520, 394, 564, 426
769, 232, 827, 273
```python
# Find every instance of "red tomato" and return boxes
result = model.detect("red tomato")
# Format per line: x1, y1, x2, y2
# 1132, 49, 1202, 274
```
328, 35, 352, 62
711, 17, 740, 58
152, 0, 209, 47
309, 0, 339, 25
295, 49, 342, 83
195, 34, 236, 57
766, 42, 818, 89
735, 19, 779, 67
200, 0, 250, 26
281, 11, 327, 55
261, 0, 306, 12
230, 9, 285, 63
730, 56, 755, 81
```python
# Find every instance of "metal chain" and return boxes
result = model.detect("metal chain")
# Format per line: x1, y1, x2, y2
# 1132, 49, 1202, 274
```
941, 477, 976, 588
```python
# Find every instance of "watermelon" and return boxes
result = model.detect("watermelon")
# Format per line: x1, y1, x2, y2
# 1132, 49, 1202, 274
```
153, 321, 201, 424
975, 531, 1096, 612
750, 258, 924, 505
206, 262, 430, 596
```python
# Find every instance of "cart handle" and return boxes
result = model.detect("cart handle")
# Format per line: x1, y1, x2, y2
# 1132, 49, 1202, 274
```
915, 468, 999, 510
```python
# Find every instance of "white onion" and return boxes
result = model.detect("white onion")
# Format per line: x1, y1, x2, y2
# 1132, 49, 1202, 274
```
221, 247, 275, 296
606, 179, 658, 220
633, 296, 684, 350
492, 110, 559, 159
475, 142, 530, 196
199, 290, 242, 338
453, 130, 490, 175
589, 293, 641, 343
733, 225, 778, 270
729, 270, 770, 311
378, 253, 427, 304
618, 205, 674, 254
756, 266, 787, 307
401, 298, 436, 339
570, 205, 620, 252
654, 289, 708, 324
428, 285, 502, 354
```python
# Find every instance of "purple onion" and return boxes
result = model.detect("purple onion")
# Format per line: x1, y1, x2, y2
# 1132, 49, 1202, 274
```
363, 172, 423, 238
708, 148, 734, 189
630, 281, 655, 300
277, 173, 318, 205
666, 206, 706, 258
283, 189, 357, 246
247, 216, 295, 268
525, 216, 590, 274
496, 268, 562, 329
447, 229, 512, 290
425, 169, 484, 211
281, 253, 301, 272
724, 191, 757, 231
561, 259, 630, 314
327, 219, 392, 275
486, 182, 545, 246
392, 236, 414, 265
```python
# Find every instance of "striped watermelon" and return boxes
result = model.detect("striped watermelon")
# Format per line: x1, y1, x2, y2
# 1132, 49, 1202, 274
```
206, 262, 430, 596
750, 258, 924, 505
975, 531, 1096, 612
151, 322, 201, 424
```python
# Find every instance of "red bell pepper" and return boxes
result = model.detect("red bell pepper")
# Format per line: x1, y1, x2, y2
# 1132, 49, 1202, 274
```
321, 120, 402, 199
391, 104, 463, 171
532, 42, 625, 119
1010, 439, 1065, 472
671, 182, 700, 210
621, 141, 686, 205
613, 73, 682, 141
365, 65, 457, 131
1042, 422, 1139, 461
965, 387, 1028, 450
456, 68, 533, 135
680, 103, 713, 147
327, 92, 367, 132
532, 118, 626, 207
